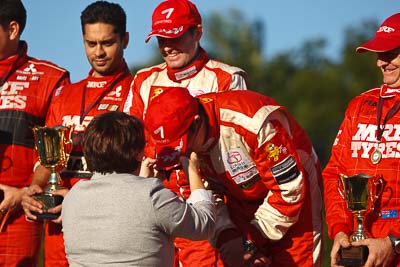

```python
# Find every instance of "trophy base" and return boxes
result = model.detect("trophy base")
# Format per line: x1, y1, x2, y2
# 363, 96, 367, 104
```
338, 245, 369, 266
32, 194, 63, 220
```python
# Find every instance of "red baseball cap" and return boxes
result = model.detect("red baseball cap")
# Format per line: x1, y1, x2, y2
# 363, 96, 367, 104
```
144, 87, 199, 169
145, 0, 201, 43
357, 13, 400, 53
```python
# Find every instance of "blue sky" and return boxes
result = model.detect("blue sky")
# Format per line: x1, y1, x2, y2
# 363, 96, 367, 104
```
23, 0, 397, 82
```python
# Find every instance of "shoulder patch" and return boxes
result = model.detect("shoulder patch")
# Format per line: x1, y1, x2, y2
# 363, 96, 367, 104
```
270, 155, 300, 185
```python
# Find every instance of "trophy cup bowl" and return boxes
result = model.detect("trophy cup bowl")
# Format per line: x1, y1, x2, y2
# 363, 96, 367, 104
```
32, 125, 72, 220
337, 173, 383, 266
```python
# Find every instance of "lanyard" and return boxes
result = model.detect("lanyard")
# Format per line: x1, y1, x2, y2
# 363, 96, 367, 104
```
79, 70, 129, 125
376, 97, 400, 141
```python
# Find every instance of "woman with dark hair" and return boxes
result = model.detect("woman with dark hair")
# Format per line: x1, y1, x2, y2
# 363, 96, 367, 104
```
61, 111, 215, 267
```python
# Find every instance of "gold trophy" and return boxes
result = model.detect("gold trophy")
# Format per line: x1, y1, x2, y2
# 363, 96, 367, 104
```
337, 173, 383, 266
32, 125, 72, 220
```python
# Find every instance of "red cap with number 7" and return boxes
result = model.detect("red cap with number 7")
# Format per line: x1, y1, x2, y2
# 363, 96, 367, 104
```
145, 0, 201, 43
144, 87, 199, 168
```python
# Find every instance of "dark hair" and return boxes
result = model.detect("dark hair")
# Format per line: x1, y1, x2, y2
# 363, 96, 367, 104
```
187, 26, 198, 36
0, 0, 26, 35
80, 1, 126, 38
83, 112, 145, 174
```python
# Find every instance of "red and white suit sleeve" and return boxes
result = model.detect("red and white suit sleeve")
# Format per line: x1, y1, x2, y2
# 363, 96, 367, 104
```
250, 116, 306, 242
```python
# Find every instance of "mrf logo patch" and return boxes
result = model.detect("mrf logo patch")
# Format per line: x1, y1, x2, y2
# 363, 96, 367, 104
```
270, 155, 300, 185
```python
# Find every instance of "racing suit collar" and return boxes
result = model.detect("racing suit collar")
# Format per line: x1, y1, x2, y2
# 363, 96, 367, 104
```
166, 47, 209, 82
87, 60, 130, 82
380, 84, 400, 98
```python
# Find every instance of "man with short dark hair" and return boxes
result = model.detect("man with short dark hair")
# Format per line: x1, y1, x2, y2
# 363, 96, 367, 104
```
21, 1, 133, 266
0, 0, 70, 265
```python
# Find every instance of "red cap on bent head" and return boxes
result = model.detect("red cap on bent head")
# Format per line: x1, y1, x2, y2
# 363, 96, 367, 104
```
145, 0, 201, 43
357, 13, 400, 53
144, 87, 199, 169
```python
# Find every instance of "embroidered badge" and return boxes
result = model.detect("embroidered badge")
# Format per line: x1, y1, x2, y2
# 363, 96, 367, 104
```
150, 87, 164, 101
266, 143, 288, 162
381, 210, 398, 219
222, 147, 259, 185
270, 156, 300, 185
199, 97, 213, 104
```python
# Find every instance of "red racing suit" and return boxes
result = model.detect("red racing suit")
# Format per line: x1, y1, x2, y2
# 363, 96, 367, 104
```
124, 48, 248, 267
42, 62, 133, 267
195, 90, 323, 267
0, 41, 70, 267
323, 85, 400, 266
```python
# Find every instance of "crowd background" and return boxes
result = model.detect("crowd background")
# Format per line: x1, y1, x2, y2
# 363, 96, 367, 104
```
24, 2, 390, 267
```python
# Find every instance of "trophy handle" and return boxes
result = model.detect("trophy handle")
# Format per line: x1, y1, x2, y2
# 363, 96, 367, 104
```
338, 174, 346, 199
369, 176, 384, 211
62, 125, 74, 163
32, 126, 40, 151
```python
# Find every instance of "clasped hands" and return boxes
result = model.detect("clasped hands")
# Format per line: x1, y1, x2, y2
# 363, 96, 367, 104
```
21, 185, 68, 224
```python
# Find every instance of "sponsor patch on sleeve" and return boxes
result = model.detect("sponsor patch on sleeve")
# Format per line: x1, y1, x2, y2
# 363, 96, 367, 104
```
381, 209, 398, 219
266, 143, 288, 162
270, 155, 300, 185
222, 147, 259, 186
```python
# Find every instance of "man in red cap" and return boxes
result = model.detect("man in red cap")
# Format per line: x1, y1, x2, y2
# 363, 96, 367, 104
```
143, 87, 323, 267
124, 0, 249, 266
324, 13, 400, 267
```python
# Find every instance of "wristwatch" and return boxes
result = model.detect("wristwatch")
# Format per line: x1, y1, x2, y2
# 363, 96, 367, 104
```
389, 234, 400, 254
243, 239, 257, 254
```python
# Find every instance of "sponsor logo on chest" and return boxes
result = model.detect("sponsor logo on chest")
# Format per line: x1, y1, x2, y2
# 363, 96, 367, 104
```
87, 81, 107, 88
61, 115, 94, 131
350, 123, 400, 159
0, 81, 29, 109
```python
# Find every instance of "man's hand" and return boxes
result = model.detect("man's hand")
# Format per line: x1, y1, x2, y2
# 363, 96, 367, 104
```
330, 231, 350, 267
0, 184, 27, 212
352, 236, 396, 267
21, 184, 44, 221
243, 251, 271, 267
139, 157, 157, 178
47, 188, 69, 224
219, 237, 270, 267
